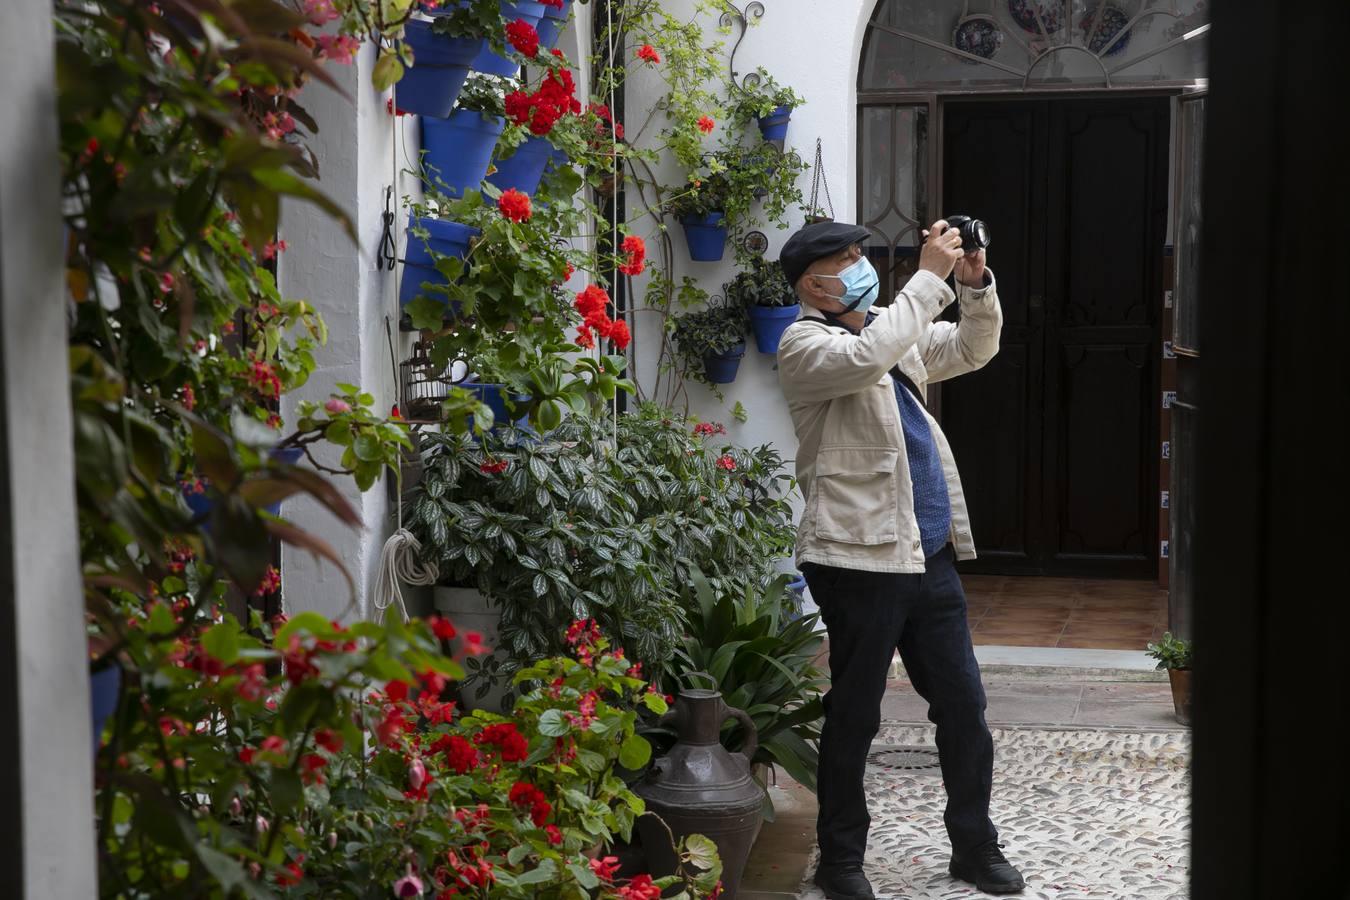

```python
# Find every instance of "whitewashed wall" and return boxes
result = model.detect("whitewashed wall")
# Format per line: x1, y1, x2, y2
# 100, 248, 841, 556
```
279, 10, 595, 621
623, 0, 874, 525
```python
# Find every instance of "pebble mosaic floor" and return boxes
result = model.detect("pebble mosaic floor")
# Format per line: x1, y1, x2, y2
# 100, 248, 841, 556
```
795, 725, 1191, 899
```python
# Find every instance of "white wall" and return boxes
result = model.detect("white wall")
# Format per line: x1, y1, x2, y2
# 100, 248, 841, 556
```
279, 42, 398, 622
623, 0, 874, 521
279, 9, 596, 621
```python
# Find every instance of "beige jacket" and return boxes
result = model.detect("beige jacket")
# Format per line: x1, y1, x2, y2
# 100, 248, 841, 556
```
776, 269, 1002, 573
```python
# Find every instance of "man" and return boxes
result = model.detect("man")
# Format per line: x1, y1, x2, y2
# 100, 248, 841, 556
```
776, 220, 1025, 899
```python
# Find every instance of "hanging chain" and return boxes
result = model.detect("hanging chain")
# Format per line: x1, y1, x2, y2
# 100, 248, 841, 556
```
809, 138, 835, 220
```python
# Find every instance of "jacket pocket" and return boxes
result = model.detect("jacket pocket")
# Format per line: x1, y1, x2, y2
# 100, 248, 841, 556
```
813, 447, 899, 545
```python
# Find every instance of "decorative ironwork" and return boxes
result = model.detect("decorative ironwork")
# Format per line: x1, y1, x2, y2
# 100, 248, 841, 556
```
719, 2, 766, 93
742, 230, 768, 255
863, 0, 1209, 92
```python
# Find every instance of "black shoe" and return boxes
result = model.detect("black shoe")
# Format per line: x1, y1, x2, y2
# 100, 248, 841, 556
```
949, 840, 1025, 894
812, 863, 876, 900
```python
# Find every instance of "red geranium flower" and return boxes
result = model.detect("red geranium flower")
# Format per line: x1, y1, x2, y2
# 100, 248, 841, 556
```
505, 19, 540, 58
697, 115, 716, 134
314, 728, 344, 753
427, 615, 457, 640
636, 44, 661, 64
618, 234, 646, 276
618, 873, 662, 900
498, 188, 532, 222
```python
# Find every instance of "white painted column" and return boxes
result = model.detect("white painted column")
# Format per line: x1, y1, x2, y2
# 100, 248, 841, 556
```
279, 44, 401, 622
0, 1, 99, 895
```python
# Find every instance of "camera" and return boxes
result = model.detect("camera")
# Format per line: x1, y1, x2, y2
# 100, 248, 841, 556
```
942, 215, 991, 252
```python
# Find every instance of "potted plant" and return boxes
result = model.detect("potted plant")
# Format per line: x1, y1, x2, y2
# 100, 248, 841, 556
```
1146, 631, 1193, 726
474, 0, 550, 76
651, 568, 826, 820
400, 210, 481, 310
397, 7, 495, 118
667, 171, 732, 262
725, 255, 800, 354
535, 0, 572, 50
730, 68, 806, 144
422, 73, 510, 198
671, 300, 750, 385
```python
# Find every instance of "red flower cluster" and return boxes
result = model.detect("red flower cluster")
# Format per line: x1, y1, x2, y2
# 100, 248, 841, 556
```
588, 102, 625, 140
248, 357, 282, 398
497, 188, 532, 222
545, 824, 563, 845
427, 615, 457, 640
693, 421, 727, 437
617, 234, 646, 276
432, 733, 480, 774
618, 874, 662, 900
573, 284, 631, 350
474, 722, 529, 762
716, 454, 737, 472
505, 19, 540, 58
539, 0, 563, 6
504, 68, 581, 136
443, 847, 495, 892
282, 636, 321, 685
636, 43, 661, 64
479, 458, 510, 474
508, 781, 553, 826
275, 857, 305, 888
564, 617, 603, 666
314, 728, 343, 753
299, 752, 328, 785
252, 565, 281, 598
590, 856, 621, 881
697, 115, 716, 134
566, 690, 600, 729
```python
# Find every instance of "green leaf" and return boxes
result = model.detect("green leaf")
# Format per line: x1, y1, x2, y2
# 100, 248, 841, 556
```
514, 859, 557, 885
684, 832, 720, 872
195, 844, 247, 891
201, 620, 240, 664
372, 51, 404, 91
618, 733, 652, 770
568, 862, 600, 890
269, 768, 304, 815
538, 708, 570, 737
353, 432, 383, 462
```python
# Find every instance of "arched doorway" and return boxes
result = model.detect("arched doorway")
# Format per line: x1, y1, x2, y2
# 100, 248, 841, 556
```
858, 0, 1207, 580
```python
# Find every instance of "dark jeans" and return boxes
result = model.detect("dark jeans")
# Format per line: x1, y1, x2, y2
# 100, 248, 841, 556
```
803, 545, 997, 868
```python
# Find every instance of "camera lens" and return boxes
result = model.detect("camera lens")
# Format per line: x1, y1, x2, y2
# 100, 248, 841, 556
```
969, 219, 991, 250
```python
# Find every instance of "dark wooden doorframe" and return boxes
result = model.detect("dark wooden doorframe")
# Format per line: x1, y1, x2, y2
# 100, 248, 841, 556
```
936, 94, 1169, 579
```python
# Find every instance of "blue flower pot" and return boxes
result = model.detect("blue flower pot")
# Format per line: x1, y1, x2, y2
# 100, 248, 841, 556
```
90, 665, 121, 757
747, 302, 801, 354
702, 341, 746, 384
756, 104, 793, 143
535, 0, 570, 50
473, 1, 549, 76
486, 135, 555, 197
681, 212, 728, 262
546, 143, 571, 172
398, 20, 480, 118
466, 383, 532, 432
786, 573, 808, 599
422, 110, 505, 197
401, 214, 479, 310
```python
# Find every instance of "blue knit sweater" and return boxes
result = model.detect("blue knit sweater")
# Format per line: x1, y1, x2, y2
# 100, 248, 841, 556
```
865, 314, 951, 557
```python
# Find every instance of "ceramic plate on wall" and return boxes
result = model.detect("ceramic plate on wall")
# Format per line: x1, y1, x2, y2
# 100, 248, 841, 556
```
953, 17, 1004, 63
1007, 0, 1062, 34
1081, 4, 1132, 56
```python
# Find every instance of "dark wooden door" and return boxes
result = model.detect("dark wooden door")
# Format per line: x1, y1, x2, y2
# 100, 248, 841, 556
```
940, 97, 1168, 577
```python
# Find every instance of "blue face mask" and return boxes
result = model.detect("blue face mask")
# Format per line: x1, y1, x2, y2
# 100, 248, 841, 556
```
816, 256, 880, 314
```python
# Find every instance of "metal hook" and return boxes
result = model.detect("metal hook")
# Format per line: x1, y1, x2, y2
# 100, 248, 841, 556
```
377, 185, 397, 271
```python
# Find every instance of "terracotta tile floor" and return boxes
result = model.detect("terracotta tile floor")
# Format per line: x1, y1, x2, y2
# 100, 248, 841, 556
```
962, 575, 1169, 650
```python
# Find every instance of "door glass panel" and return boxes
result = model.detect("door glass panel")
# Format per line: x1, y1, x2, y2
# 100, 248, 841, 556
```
1173, 94, 1205, 352
859, 104, 928, 305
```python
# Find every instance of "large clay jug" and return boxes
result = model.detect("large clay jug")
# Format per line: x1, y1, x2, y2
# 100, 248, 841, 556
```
635, 689, 765, 898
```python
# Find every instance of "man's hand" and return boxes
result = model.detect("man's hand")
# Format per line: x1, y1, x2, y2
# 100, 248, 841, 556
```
954, 248, 987, 287
919, 219, 963, 281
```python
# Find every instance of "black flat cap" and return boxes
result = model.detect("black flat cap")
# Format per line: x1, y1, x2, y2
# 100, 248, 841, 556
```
779, 221, 871, 288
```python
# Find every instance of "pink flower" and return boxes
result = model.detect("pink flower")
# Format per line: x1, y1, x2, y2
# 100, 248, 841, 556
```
716, 454, 737, 471
316, 34, 361, 64
158, 272, 175, 293
393, 867, 424, 898
303, 0, 339, 25
324, 397, 352, 415
408, 756, 428, 791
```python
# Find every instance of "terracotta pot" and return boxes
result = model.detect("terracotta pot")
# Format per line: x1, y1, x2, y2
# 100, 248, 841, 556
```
1167, 667, 1192, 726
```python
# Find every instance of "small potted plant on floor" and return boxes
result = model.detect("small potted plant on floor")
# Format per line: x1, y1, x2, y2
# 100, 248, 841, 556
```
725, 255, 800, 354
671, 299, 750, 385
1146, 631, 1193, 726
